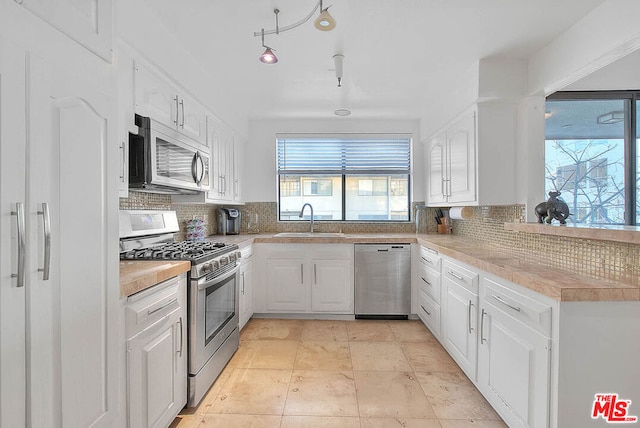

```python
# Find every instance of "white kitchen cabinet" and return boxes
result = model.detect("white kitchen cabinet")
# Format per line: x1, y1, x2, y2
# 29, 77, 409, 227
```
441, 258, 479, 381
239, 246, 254, 329
311, 259, 353, 313
0, 32, 119, 428
116, 44, 137, 198
478, 276, 552, 428
416, 246, 442, 337
16, 0, 113, 62
127, 274, 187, 428
134, 61, 207, 146
256, 244, 354, 315
233, 132, 244, 203
425, 102, 517, 206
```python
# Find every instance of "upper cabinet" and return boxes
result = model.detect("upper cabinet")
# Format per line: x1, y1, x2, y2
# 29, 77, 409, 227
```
17, 0, 113, 62
133, 61, 207, 146
425, 102, 517, 207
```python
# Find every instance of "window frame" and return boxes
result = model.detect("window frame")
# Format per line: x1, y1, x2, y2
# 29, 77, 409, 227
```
546, 91, 639, 225
276, 134, 413, 223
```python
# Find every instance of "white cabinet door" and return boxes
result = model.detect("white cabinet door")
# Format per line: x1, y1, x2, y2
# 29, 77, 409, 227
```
0, 39, 28, 428
418, 289, 441, 338
180, 93, 207, 146
311, 259, 353, 313
128, 309, 185, 428
18, 0, 113, 61
447, 111, 476, 204
442, 278, 478, 380
134, 62, 179, 128
266, 258, 308, 312
239, 256, 254, 329
478, 302, 551, 428
28, 52, 118, 428
427, 132, 447, 205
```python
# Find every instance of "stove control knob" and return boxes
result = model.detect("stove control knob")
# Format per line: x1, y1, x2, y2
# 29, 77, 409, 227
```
235, 251, 242, 260
220, 256, 229, 266
202, 262, 212, 273
211, 260, 220, 271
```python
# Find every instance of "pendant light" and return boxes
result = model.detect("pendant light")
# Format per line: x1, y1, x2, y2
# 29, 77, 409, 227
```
314, 0, 336, 31
258, 27, 278, 64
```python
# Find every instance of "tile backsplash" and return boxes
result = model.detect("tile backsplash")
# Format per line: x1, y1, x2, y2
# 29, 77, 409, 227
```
120, 193, 639, 282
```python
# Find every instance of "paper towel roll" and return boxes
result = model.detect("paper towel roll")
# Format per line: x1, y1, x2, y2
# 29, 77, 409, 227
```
449, 206, 474, 220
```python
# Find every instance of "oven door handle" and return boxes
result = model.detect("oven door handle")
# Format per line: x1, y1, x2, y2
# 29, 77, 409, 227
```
196, 264, 239, 291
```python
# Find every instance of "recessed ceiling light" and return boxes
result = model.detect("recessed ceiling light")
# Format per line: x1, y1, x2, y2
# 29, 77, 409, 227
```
334, 109, 351, 116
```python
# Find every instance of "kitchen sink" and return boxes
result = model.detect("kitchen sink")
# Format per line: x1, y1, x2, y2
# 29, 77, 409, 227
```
273, 232, 345, 238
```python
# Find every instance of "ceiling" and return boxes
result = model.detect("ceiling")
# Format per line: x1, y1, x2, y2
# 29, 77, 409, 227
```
142, 0, 606, 123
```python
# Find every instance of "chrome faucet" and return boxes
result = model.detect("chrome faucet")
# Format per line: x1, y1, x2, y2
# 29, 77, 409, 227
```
299, 203, 314, 232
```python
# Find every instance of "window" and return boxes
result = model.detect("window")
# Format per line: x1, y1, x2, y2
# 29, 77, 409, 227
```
277, 134, 412, 222
545, 93, 639, 225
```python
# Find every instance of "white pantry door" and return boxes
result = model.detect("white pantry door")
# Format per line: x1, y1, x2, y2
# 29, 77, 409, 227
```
27, 52, 118, 428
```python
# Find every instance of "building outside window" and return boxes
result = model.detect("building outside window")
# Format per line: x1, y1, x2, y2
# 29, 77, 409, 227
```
277, 135, 412, 222
545, 94, 639, 225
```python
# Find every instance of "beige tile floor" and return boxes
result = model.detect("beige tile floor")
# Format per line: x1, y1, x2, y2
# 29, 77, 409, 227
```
171, 319, 507, 428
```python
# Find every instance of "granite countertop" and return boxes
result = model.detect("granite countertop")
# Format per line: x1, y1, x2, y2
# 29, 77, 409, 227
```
206, 232, 640, 302
120, 260, 191, 297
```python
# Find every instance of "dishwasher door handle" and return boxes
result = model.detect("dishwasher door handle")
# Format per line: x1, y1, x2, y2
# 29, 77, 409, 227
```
377, 249, 389, 252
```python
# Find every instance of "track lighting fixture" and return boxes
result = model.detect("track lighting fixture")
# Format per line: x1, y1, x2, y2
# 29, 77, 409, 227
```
254, 0, 336, 63
333, 54, 344, 87
259, 28, 278, 64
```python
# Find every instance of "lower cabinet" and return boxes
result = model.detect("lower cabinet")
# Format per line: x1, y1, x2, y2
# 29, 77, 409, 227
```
239, 246, 254, 329
441, 259, 479, 381
256, 244, 354, 314
126, 274, 187, 428
477, 275, 552, 428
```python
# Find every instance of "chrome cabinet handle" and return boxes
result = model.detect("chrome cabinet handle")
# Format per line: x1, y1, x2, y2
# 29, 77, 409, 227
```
480, 308, 487, 344
300, 264, 304, 284
420, 305, 431, 316
147, 298, 178, 316
119, 142, 126, 182
241, 271, 245, 295
218, 175, 223, 195
179, 99, 185, 128
314, 264, 317, 284
234, 179, 239, 197
491, 294, 521, 312
447, 271, 464, 281
468, 301, 474, 333
421, 256, 433, 265
37, 203, 51, 280
173, 96, 179, 125
421, 277, 431, 286
441, 177, 446, 197
11, 202, 26, 287
177, 316, 183, 357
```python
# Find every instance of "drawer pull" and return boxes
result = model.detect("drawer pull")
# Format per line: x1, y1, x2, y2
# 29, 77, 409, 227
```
421, 277, 431, 286
421, 305, 431, 316
480, 309, 487, 344
421, 256, 433, 264
447, 271, 464, 281
492, 295, 521, 312
468, 301, 474, 333
147, 298, 178, 316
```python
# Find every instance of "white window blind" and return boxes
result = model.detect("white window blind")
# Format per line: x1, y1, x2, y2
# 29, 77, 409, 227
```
277, 135, 412, 175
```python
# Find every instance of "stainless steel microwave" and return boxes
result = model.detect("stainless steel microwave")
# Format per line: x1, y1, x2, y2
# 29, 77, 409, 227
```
129, 114, 210, 195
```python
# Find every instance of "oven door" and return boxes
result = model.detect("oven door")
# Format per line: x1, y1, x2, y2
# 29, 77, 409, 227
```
189, 266, 239, 374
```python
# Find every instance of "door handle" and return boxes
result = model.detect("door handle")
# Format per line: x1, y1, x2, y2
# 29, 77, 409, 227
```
177, 316, 183, 357
179, 99, 185, 128
173, 96, 179, 125
421, 277, 431, 286
37, 203, 51, 280
420, 305, 431, 316
119, 142, 126, 182
192, 152, 204, 186
468, 301, 474, 333
241, 271, 245, 295
480, 308, 487, 344
314, 264, 317, 284
11, 202, 26, 287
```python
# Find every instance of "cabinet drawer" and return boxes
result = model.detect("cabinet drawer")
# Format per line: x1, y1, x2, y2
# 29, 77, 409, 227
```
418, 289, 441, 337
419, 246, 441, 270
482, 276, 552, 336
418, 261, 441, 303
126, 276, 181, 336
443, 259, 478, 294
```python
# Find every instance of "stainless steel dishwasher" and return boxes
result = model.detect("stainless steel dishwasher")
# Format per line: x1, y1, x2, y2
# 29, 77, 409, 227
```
354, 244, 411, 319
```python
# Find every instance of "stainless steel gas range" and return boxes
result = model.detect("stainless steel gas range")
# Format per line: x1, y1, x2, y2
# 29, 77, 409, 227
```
119, 210, 241, 407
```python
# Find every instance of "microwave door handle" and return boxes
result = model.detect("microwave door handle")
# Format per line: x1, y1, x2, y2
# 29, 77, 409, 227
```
192, 151, 205, 186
